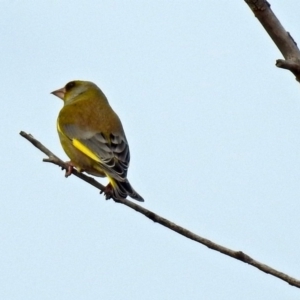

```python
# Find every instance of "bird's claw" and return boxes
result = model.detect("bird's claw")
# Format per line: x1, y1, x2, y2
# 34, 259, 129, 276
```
64, 161, 75, 178
100, 183, 113, 200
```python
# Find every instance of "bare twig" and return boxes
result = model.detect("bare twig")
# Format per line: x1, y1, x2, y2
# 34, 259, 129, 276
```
245, 0, 300, 82
19, 131, 105, 191
20, 130, 300, 288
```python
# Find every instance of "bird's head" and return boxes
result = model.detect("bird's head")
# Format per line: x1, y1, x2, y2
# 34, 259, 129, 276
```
51, 80, 102, 103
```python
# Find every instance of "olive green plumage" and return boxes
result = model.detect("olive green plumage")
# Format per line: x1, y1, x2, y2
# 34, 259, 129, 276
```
51, 80, 144, 202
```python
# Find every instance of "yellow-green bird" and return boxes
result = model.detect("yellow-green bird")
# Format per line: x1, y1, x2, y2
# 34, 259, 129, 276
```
51, 80, 144, 202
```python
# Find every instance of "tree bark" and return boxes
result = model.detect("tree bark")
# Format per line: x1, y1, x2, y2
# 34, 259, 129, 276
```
245, 0, 300, 82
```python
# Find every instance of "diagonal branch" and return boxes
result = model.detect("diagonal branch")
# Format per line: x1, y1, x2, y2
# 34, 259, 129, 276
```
20, 130, 300, 288
245, 0, 300, 82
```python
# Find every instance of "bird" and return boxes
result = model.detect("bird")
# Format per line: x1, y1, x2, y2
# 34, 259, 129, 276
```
51, 80, 144, 202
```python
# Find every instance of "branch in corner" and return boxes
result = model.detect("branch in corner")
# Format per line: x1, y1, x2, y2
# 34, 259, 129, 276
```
245, 0, 300, 82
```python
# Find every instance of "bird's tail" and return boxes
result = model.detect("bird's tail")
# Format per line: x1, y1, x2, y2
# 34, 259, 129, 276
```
111, 179, 144, 202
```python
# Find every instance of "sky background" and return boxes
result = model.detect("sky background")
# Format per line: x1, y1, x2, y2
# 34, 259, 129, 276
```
1, 1, 300, 299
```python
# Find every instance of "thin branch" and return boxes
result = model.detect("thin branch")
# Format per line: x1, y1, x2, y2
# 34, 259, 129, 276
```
20, 130, 300, 288
245, 0, 300, 82
19, 131, 105, 191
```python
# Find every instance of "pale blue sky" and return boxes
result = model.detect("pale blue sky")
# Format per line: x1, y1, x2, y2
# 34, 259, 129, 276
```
1, 1, 300, 299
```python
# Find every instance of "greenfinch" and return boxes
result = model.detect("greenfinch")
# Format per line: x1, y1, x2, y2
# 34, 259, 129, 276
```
51, 80, 144, 202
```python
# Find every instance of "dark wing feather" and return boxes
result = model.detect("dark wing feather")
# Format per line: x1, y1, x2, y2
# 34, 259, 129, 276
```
62, 124, 130, 182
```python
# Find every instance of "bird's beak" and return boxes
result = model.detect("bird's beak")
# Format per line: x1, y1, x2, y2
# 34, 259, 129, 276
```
51, 87, 66, 100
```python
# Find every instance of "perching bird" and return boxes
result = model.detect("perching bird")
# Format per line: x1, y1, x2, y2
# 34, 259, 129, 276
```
51, 80, 144, 202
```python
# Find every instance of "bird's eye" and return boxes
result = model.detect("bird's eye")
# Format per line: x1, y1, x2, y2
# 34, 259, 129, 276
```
65, 81, 76, 90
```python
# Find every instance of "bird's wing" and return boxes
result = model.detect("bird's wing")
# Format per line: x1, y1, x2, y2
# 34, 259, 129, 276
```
58, 123, 130, 182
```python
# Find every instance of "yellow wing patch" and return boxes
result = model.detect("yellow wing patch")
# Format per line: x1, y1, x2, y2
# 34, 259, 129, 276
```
72, 139, 101, 162
57, 121, 100, 163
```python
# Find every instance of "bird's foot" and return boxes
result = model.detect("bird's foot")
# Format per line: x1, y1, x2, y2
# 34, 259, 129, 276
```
63, 161, 75, 178
100, 183, 113, 200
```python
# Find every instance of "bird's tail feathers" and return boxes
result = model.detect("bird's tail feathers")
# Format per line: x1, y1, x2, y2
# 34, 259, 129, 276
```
112, 179, 144, 202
